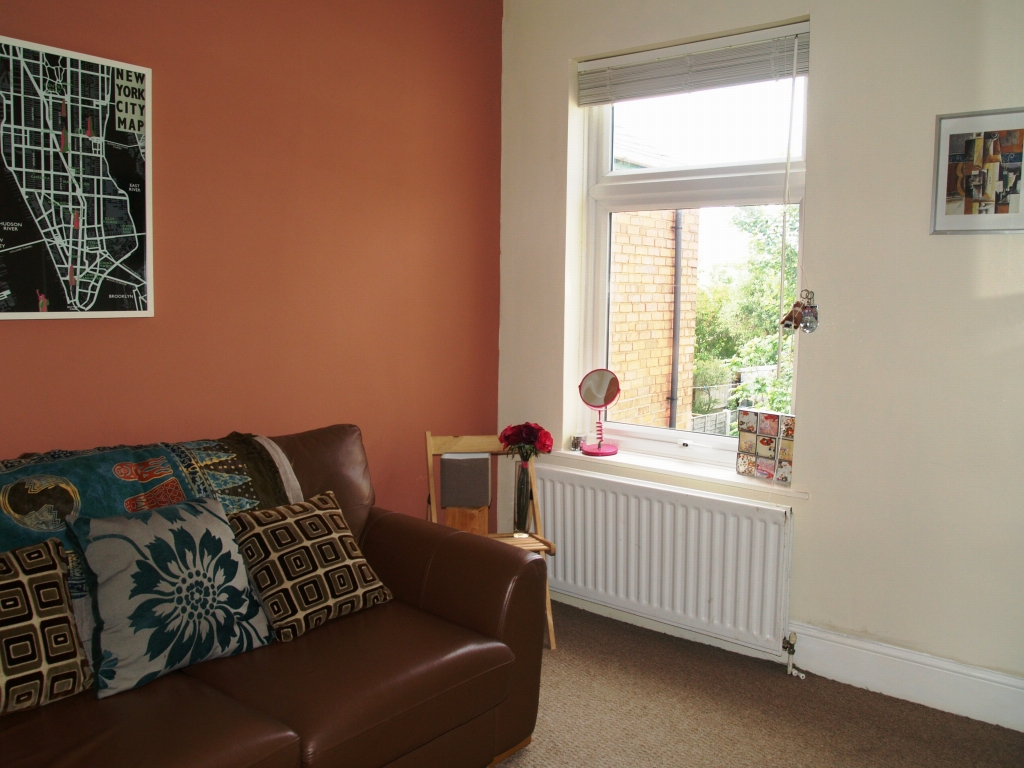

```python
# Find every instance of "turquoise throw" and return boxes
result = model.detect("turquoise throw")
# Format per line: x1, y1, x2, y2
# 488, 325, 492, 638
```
0, 433, 289, 600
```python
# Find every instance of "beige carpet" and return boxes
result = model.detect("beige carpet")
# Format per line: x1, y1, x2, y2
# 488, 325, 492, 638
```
504, 602, 1024, 767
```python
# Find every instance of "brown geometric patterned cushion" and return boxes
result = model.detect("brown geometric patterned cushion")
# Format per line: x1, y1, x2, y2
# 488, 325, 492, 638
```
0, 539, 93, 716
228, 492, 391, 642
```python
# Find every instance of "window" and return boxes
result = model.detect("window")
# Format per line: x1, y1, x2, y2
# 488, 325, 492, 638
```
579, 23, 809, 466
612, 79, 805, 170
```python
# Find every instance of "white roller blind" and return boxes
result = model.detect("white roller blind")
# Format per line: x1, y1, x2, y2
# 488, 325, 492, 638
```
578, 24, 809, 107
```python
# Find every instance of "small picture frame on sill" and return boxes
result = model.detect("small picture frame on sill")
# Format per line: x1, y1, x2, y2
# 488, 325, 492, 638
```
931, 107, 1024, 234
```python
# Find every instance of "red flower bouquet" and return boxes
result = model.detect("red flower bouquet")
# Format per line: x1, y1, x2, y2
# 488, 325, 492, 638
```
499, 422, 553, 462
499, 422, 553, 532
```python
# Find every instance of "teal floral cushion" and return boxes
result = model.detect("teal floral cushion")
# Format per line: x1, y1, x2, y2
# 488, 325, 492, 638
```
67, 498, 272, 697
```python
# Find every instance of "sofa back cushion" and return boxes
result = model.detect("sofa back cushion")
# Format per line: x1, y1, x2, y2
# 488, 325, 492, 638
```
229, 492, 391, 642
68, 498, 272, 697
269, 425, 376, 541
0, 540, 93, 716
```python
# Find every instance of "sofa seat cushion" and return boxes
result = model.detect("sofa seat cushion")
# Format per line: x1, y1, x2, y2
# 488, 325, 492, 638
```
0, 671, 300, 768
184, 600, 515, 768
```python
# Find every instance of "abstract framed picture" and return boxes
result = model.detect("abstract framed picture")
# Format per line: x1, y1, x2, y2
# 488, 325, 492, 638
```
931, 107, 1024, 234
0, 35, 152, 318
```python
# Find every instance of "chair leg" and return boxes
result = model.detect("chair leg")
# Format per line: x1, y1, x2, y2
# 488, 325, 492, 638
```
544, 570, 556, 650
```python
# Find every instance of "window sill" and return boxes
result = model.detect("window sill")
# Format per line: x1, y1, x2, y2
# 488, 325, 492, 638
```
544, 449, 810, 500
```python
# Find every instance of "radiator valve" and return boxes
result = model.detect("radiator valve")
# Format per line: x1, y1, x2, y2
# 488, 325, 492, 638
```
782, 632, 806, 679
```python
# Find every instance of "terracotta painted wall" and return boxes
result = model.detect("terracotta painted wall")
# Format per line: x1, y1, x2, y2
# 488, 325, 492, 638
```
0, 0, 503, 516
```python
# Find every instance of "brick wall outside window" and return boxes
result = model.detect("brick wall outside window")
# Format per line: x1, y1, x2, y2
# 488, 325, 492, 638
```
606, 209, 699, 430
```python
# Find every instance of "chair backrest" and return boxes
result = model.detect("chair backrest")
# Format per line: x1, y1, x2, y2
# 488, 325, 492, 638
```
425, 432, 544, 539
425, 432, 503, 526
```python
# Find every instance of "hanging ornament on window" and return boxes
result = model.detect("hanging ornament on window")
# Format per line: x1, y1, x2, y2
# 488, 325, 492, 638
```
798, 289, 818, 333
779, 299, 805, 330
779, 289, 818, 333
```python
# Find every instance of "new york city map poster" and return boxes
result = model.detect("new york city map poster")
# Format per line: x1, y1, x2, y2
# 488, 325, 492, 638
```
0, 36, 151, 318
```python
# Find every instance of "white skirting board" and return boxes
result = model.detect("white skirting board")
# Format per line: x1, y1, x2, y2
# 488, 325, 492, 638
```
790, 622, 1024, 733
553, 593, 1024, 732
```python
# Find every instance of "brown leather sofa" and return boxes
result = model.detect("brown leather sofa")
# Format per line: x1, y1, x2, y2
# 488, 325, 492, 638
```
0, 425, 547, 768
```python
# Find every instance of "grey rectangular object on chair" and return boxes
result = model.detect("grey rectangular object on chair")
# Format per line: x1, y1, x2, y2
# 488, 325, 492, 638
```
440, 453, 491, 508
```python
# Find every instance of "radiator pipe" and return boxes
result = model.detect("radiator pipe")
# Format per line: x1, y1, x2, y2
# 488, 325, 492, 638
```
668, 209, 683, 429
782, 632, 806, 679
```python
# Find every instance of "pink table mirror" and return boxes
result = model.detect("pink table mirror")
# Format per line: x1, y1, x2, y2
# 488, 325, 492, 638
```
579, 368, 620, 456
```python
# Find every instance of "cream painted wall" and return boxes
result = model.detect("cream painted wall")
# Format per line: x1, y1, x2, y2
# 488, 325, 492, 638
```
500, 0, 1024, 677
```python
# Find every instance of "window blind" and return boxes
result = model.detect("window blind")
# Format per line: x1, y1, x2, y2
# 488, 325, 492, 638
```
578, 26, 809, 107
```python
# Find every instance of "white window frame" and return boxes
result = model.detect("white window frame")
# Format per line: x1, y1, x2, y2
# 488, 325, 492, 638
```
579, 69, 807, 468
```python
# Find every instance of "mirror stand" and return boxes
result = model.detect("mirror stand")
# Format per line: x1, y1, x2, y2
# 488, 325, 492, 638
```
578, 368, 621, 457
580, 414, 617, 456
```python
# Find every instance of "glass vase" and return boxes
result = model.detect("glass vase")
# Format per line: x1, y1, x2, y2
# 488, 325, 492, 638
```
514, 459, 531, 533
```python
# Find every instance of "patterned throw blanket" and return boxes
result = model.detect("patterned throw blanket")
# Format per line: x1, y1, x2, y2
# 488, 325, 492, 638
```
0, 433, 290, 600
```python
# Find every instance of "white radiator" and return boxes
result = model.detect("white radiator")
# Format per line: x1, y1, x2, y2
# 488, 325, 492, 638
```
536, 465, 793, 655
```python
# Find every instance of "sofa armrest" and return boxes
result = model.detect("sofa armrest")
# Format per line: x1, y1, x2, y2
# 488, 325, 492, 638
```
358, 507, 546, 755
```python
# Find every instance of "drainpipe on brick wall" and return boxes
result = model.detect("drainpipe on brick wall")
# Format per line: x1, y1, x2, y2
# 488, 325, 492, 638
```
668, 209, 683, 429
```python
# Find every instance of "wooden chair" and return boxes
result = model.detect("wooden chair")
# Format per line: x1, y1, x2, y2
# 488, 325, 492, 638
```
426, 432, 557, 649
